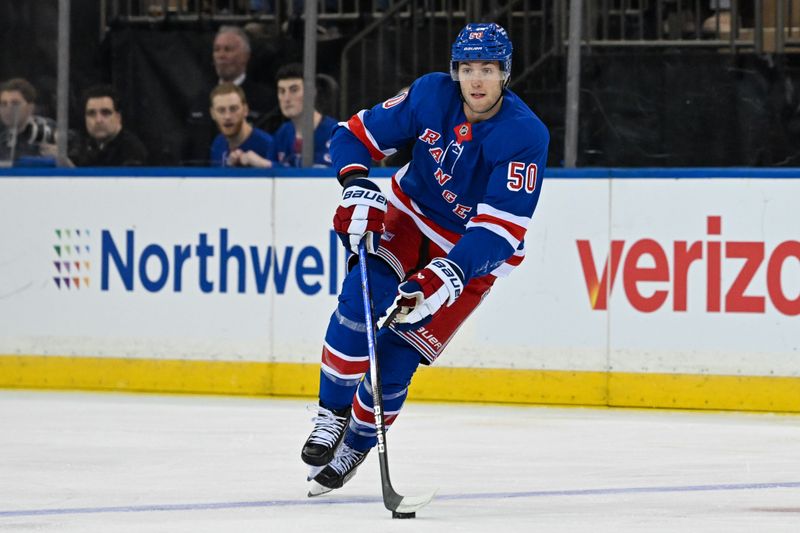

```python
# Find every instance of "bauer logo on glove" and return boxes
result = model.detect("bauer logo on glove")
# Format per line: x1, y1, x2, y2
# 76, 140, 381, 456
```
342, 188, 387, 204
389, 257, 465, 331
333, 178, 388, 254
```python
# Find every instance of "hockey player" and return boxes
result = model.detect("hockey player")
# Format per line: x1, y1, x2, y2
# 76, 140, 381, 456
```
302, 22, 549, 495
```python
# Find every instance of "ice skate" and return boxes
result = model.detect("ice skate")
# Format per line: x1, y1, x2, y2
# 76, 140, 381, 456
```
301, 404, 351, 467
307, 442, 369, 497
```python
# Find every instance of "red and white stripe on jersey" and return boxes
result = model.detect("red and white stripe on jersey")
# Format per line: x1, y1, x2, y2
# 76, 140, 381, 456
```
320, 342, 369, 381
342, 111, 397, 162
375, 246, 405, 280
389, 171, 527, 278
340, 163, 368, 176
490, 245, 526, 278
389, 168, 460, 254
392, 328, 442, 363
351, 390, 399, 429
388, 165, 531, 280
465, 203, 530, 249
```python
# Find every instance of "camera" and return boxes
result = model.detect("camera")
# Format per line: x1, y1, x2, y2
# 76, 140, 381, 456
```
25, 118, 56, 145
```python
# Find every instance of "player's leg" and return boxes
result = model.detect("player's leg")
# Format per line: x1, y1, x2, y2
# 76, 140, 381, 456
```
301, 256, 400, 467
302, 204, 424, 467
311, 330, 421, 490
311, 270, 497, 492
310, 279, 494, 492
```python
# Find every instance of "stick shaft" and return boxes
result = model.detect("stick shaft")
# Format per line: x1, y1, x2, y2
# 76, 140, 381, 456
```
357, 241, 403, 510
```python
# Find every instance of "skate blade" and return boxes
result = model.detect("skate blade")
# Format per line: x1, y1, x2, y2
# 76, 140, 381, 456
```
307, 480, 334, 497
306, 464, 325, 481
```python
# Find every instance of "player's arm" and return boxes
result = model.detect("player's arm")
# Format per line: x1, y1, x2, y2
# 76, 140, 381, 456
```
330, 81, 420, 184
448, 120, 549, 278
447, 159, 543, 280
391, 124, 549, 329
330, 81, 422, 253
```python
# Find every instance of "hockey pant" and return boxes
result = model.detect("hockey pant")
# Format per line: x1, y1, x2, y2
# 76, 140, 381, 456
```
318, 204, 495, 453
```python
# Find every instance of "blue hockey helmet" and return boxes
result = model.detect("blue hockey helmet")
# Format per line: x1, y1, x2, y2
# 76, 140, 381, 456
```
450, 23, 513, 83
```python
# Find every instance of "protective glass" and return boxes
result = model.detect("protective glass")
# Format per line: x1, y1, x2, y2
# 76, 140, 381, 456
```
451, 64, 509, 82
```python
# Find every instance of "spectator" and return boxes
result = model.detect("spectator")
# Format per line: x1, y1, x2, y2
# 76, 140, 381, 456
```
184, 25, 277, 165
209, 83, 274, 167
0, 78, 57, 163
63, 85, 148, 167
271, 63, 337, 167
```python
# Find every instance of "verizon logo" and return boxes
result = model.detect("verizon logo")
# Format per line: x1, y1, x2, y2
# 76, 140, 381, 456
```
577, 216, 800, 315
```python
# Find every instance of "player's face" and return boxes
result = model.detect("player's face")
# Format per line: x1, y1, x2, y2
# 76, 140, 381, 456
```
458, 61, 505, 121
0, 90, 33, 128
85, 97, 121, 142
210, 92, 249, 138
277, 78, 304, 119
213, 33, 249, 82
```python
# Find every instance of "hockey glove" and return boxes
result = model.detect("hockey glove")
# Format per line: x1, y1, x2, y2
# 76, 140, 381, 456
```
388, 258, 465, 331
333, 178, 388, 254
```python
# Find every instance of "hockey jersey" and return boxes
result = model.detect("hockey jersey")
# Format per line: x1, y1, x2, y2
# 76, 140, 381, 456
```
210, 127, 274, 167
272, 115, 337, 167
330, 72, 549, 282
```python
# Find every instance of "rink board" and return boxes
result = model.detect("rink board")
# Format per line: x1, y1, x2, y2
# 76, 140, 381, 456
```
0, 169, 798, 412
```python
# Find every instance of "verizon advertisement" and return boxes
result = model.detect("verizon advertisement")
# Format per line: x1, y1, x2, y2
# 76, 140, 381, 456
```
604, 179, 799, 376
0, 174, 797, 378
421, 177, 799, 377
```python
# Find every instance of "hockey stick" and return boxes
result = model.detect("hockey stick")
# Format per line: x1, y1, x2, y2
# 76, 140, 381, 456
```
357, 239, 436, 518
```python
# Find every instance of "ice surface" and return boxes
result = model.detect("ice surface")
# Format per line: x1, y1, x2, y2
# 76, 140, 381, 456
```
1, 390, 799, 532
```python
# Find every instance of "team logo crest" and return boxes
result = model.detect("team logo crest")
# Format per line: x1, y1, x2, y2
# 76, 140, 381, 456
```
454, 122, 472, 143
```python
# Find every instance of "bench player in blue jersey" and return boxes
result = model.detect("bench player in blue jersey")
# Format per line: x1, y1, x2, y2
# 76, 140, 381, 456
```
301, 22, 550, 495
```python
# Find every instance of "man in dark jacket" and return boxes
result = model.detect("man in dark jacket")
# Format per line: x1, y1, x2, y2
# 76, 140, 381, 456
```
68, 85, 148, 166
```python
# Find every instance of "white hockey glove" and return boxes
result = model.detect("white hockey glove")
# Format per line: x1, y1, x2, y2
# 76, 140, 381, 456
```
387, 258, 465, 331
333, 178, 388, 254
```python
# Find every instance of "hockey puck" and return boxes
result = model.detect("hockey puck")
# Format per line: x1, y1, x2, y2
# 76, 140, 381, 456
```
392, 511, 416, 519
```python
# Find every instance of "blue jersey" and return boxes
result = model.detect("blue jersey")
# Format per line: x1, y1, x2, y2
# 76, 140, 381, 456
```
210, 127, 274, 167
272, 115, 337, 167
330, 72, 549, 282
